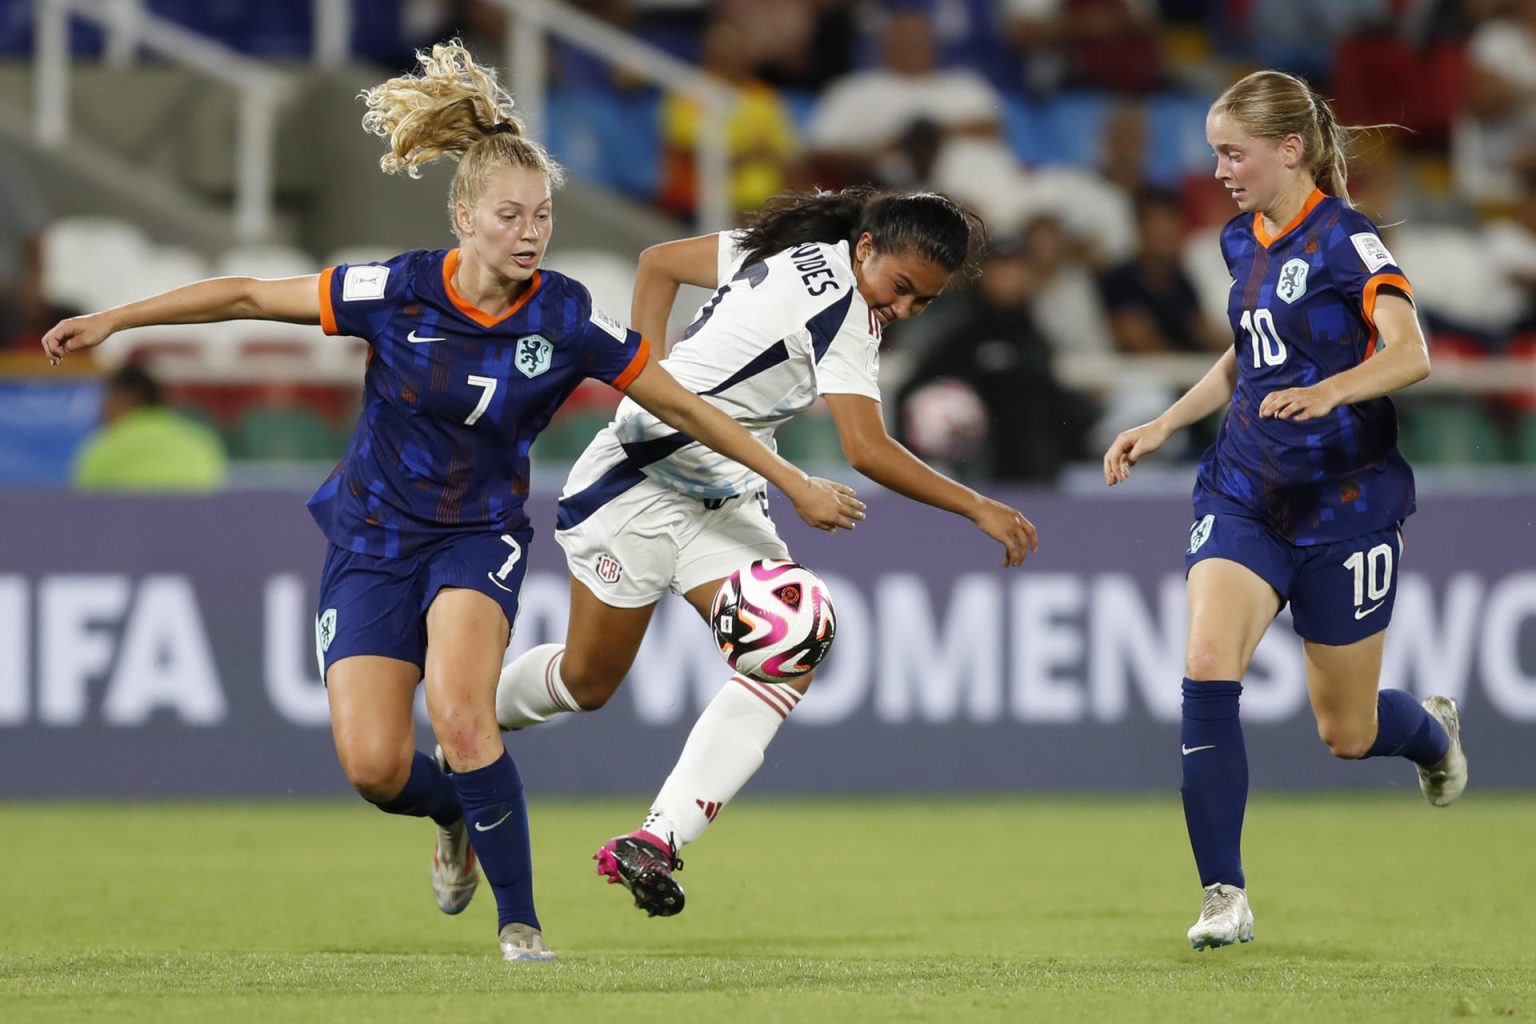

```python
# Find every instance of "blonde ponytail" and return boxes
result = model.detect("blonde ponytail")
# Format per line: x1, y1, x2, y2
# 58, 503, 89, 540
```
1212, 70, 1367, 207
359, 39, 565, 236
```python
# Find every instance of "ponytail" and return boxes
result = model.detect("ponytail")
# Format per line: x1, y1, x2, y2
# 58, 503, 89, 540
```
359, 39, 564, 237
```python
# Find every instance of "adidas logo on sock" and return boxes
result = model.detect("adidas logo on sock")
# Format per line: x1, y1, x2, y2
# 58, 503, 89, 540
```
695, 799, 722, 823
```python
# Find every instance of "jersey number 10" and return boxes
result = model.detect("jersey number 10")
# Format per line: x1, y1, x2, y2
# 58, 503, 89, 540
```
1241, 308, 1287, 368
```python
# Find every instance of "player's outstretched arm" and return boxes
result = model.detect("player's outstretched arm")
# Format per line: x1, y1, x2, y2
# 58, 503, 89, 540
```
822, 392, 1037, 567
42, 275, 322, 364
631, 234, 722, 347
1259, 294, 1430, 422
1103, 347, 1238, 485
621, 360, 865, 533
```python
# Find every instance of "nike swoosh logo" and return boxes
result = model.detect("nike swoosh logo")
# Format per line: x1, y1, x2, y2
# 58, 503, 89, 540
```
407, 329, 445, 343
486, 571, 517, 593
1354, 601, 1385, 620
474, 810, 514, 832
1181, 744, 1215, 756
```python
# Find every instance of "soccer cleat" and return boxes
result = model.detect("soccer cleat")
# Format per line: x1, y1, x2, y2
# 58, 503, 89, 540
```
499, 922, 557, 962
1417, 696, 1468, 807
1187, 883, 1255, 951
593, 830, 685, 917
430, 745, 479, 915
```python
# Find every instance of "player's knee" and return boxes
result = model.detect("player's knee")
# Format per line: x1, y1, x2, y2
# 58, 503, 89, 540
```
1316, 722, 1372, 760
1184, 644, 1239, 682
558, 654, 624, 711
338, 747, 410, 803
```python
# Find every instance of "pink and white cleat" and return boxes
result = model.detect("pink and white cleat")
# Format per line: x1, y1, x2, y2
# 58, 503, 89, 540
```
593, 829, 685, 917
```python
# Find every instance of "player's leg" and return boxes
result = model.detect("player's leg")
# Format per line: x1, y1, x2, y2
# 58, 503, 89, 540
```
596, 492, 797, 917
423, 585, 552, 961
496, 477, 673, 730
317, 547, 473, 914
1181, 518, 1289, 951
1293, 528, 1465, 805
495, 579, 658, 727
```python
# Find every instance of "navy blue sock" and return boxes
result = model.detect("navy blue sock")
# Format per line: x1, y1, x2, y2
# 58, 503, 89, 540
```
452, 751, 538, 931
1180, 679, 1247, 890
1365, 689, 1450, 765
374, 750, 462, 827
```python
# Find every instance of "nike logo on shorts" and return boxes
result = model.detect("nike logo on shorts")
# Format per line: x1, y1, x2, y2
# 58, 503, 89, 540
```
1355, 601, 1385, 620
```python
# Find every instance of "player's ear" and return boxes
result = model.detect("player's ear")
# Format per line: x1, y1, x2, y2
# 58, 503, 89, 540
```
854, 231, 875, 263
453, 200, 475, 239
1280, 132, 1305, 169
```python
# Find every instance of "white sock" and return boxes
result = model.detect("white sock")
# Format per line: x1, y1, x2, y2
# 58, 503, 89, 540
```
646, 675, 802, 847
495, 643, 583, 730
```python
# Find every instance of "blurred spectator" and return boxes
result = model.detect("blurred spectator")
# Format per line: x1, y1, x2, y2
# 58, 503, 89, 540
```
896, 237, 1094, 481
728, 0, 860, 92
1242, 0, 1388, 81
1484, 169, 1536, 332
657, 14, 802, 219
0, 150, 58, 350
1020, 214, 1114, 358
1004, 0, 1164, 94
1454, 0, 1536, 204
805, 8, 1007, 186
72, 365, 227, 493
1099, 188, 1225, 354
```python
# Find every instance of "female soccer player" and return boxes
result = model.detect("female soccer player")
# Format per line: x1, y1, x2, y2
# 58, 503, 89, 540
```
1101, 70, 1468, 951
494, 186, 1039, 917
41, 41, 861, 961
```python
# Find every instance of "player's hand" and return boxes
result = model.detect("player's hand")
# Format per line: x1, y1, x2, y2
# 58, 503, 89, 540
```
42, 313, 115, 365
789, 476, 865, 532
970, 496, 1038, 568
1103, 418, 1171, 485
1260, 382, 1339, 422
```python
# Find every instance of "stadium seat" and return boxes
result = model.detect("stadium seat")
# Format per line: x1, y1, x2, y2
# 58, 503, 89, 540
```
1398, 401, 1506, 465
545, 88, 662, 199
230, 405, 345, 463
42, 215, 150, 311
543, 250, 637, 321
1387, 225, 1522, 337
530, 411, 613, 465
215, 243, 318, 280
775, 408, 844, 466
322, 245, 397, 270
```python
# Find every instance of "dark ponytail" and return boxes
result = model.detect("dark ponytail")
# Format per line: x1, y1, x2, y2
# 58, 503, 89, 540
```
736, 186, 987, 280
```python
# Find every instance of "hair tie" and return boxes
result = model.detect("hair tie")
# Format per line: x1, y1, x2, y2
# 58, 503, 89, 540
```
487, 122, 516, 136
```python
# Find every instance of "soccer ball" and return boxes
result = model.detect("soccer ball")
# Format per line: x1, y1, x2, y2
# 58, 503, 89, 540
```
710, 559, 836, 683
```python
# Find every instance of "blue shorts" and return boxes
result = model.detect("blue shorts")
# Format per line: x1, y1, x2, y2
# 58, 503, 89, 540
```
1184, 512, 1403, 646
314, 527, 533, 678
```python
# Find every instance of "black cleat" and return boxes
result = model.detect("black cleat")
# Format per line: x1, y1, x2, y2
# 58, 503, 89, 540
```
593, 830, 685, 917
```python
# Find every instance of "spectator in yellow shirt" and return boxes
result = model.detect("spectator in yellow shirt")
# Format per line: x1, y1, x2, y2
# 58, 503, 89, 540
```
658, 14, 801, 219
72, 365, 227, 492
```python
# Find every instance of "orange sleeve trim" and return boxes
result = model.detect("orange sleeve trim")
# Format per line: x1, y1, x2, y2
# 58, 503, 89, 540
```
611, 335, 652, 391
317, 267, 338, 336
1361, 272, 1414, 360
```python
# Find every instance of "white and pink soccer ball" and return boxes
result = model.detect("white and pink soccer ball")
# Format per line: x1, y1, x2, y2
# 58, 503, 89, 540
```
710, 559, 836, 683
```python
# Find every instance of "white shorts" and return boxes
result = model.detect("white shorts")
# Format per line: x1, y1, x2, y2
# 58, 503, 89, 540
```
556, 471, 789, 609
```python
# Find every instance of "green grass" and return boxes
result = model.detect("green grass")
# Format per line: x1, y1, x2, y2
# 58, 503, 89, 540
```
1, 794, 1531, 1022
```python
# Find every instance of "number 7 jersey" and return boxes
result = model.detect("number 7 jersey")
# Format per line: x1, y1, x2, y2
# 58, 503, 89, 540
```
1195, 189, 1417, 545
306, 248, 650, 557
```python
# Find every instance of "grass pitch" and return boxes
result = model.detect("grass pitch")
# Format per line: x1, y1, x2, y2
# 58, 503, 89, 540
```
1, 794, 1530, 1022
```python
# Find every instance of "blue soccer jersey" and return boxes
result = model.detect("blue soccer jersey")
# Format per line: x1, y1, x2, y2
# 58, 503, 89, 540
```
306, 248, 650, 557
1194, 189, 1417, 545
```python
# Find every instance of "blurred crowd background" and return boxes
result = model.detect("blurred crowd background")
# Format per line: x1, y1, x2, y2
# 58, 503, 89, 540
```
3, 0, 1535, 490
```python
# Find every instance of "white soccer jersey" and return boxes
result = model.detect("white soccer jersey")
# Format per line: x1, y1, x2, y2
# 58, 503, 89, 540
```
595, 233, 882, 499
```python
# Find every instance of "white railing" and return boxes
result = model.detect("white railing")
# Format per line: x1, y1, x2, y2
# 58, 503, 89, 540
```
489, 0, 738, 233
32, 0, 293, 242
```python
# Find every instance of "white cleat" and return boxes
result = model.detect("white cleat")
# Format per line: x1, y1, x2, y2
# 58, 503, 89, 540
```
1417, 696, 1468, 807
1187, 883, 1255, 951
499, 922, 557, 962
430, 745, 479, 915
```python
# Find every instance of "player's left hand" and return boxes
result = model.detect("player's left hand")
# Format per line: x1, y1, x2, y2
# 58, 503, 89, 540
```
1260, 382, 1340, 422
790, 476, 865, 532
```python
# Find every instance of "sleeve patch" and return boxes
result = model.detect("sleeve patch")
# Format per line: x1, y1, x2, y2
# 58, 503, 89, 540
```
342, 265, 390, 301
589, 306, 628, 343
1350, 232, 1394, 273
